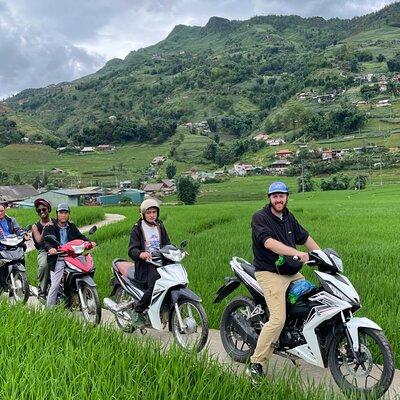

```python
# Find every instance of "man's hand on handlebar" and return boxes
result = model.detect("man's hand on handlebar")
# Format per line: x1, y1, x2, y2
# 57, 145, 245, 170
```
48, 248, 57, 255
294, 252, 309, 263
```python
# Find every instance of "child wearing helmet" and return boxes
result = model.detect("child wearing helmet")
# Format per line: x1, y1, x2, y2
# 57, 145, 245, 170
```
128, 198, 170, 326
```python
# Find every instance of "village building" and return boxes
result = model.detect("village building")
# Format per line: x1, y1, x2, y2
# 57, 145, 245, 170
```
267, 160, 291, 175
377, 99, 391, 107
18, 187, 103, 208
253, 133, 269, 141
313, 94, 335, 103
151, 156, 167, 165
0, 185, 39, 205
266, 138, 285, 146
275, 149, 293, 159
97, 144, 115, 151
119, 181, 132, 189
80, 146, 95, 153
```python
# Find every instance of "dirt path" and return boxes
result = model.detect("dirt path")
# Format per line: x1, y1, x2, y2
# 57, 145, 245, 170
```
25, 213, 126, 252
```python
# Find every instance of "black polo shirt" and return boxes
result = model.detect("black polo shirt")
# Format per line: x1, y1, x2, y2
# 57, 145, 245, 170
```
251, 205, 309, 273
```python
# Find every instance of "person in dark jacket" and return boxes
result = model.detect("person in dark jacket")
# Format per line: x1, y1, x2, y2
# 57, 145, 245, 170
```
0, 203, 28, 289
246, 181, 320, 380
128, 198, 170, 326
43, 203, 95, 307
31, 198, 53, 300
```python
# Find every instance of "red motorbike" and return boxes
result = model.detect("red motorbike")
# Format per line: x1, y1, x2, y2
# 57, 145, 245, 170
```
45, 228, 101, 324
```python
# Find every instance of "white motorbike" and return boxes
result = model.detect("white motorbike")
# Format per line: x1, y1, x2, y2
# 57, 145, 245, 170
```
214, 248, 394, 398
104, 242, 209, 352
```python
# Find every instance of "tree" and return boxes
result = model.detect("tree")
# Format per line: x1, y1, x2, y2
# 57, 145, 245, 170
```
387, 56, 400, 72
166, 163, 177, 179
377, 54, 386, 63
297, 173, 315, 193
203, 142, 217, 162
352, 174, 368, 190
177, 176, 200, 205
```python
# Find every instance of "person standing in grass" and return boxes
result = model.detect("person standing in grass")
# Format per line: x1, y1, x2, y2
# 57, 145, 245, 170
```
246, 181, 320, 379
31, 199, 53, 301
43, 203, 95, 307
128, 198, 170, 327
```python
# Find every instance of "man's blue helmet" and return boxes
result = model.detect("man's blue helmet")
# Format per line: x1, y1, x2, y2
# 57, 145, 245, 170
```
268, 181, 289, 196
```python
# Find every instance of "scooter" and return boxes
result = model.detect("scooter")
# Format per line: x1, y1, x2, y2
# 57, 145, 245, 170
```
44, 226, 101, 324
104, 242, 209, 352
0, 230, 30, 303
214, 248, 394, 399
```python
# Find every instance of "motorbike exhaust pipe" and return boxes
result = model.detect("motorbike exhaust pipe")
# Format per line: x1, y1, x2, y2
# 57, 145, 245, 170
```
231, 312, 259, 348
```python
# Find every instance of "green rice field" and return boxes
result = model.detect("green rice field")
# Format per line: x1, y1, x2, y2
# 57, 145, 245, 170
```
12, 183, 400, 369
3, 183, 400, 398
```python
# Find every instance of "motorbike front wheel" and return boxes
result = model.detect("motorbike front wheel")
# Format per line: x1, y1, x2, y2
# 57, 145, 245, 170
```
220, 296, 259, 363
170, 299, 209, 352
328, 327, 394, 398
10, 271, 30, 303
79, 284, 101, 325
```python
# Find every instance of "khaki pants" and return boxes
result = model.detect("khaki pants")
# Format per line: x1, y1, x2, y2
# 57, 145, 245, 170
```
250, 270, 303, 364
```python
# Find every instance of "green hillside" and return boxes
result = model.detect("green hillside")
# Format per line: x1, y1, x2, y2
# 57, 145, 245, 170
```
1, 3, 400, 187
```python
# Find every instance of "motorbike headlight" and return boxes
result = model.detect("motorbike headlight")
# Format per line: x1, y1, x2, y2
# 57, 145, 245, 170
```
71, 244, 85, 254
326, 282, 354, 304
164, 249, 185, 262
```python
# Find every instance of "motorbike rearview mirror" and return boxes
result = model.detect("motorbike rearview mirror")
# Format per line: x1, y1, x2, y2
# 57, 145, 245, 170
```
44, 235, 60, 247
179, 240, 188, 249
88, 225, 97, 235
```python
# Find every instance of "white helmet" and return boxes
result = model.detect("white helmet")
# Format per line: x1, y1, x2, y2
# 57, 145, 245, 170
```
140, 198, 160, 216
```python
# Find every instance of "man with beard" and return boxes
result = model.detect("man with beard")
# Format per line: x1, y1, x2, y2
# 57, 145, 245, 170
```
246, 181, 320, 379
31, 199, 53, 301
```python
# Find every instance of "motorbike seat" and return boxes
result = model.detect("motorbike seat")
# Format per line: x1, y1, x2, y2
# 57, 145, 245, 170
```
239, 260, 256, 279
114, 259, 147, 290
115, 260, 135, 278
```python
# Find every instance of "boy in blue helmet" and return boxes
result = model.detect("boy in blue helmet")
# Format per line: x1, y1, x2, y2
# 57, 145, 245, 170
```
247, 181, 320, 379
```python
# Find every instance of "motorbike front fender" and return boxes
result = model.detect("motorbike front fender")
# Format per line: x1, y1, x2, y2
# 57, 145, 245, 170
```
170, 287, 201, 304
76, 275, 96, 288
346, 317, 382, 352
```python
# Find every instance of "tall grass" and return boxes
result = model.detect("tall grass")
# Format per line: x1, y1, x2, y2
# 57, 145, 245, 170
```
0, 301, 343, 400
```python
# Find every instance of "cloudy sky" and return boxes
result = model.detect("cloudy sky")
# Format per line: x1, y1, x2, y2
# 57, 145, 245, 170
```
0, 0, 396, 99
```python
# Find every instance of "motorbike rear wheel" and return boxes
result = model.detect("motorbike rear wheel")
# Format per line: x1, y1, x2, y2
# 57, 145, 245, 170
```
79, 284, 101, 325
328, 327, 394, 398
170, 299, 208, 352
10, 271, 30, 304
220, 296, 259, 363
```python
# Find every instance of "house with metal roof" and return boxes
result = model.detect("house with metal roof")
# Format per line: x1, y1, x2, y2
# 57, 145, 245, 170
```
0, 185, 39, 205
